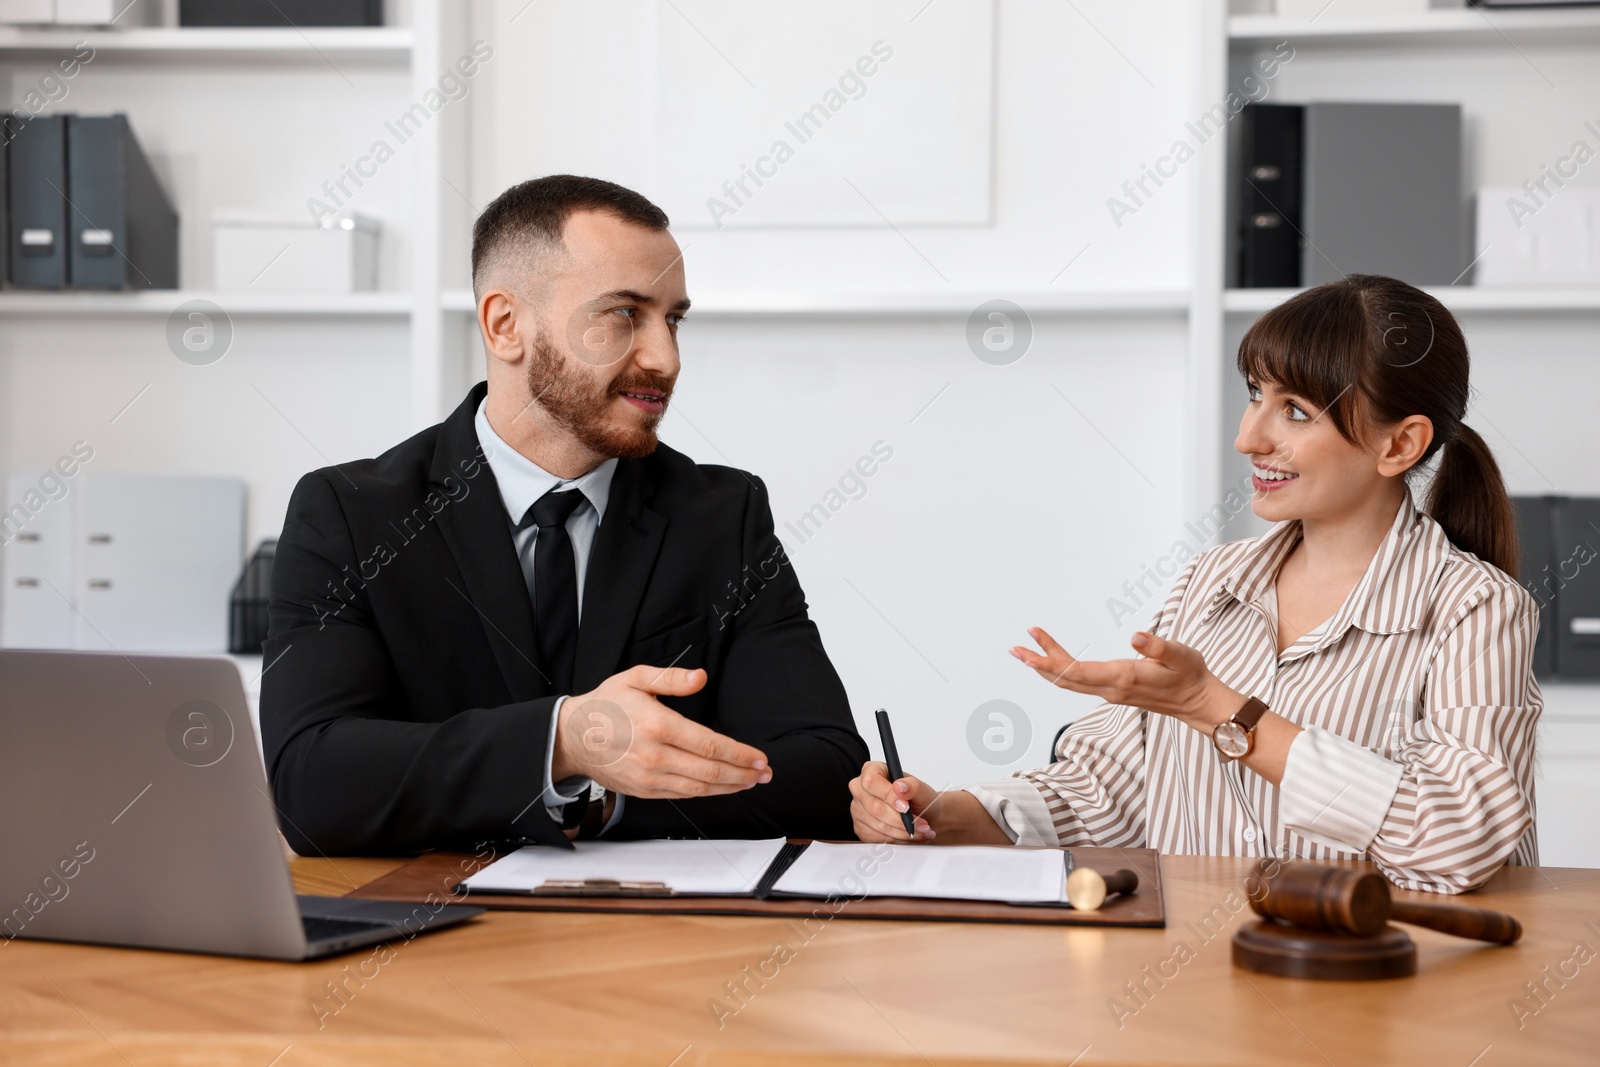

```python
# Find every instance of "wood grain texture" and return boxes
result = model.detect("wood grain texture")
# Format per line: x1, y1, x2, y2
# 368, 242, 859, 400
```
1, 856, 1595, 1065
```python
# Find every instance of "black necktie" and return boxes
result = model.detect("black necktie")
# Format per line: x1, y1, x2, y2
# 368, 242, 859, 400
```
526, 488, 586, 694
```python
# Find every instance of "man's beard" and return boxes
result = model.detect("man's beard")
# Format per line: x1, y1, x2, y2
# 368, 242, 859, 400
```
523, 332, 673, 460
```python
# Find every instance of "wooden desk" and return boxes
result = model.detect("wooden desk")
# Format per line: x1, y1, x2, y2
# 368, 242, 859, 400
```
2, 856, 1595, 1066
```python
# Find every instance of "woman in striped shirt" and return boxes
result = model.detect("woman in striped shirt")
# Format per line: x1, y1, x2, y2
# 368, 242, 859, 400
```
850, 274, 1540, 894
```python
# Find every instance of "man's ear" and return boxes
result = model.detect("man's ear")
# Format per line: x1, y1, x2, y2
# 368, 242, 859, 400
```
478, 288, 525, 367
1376, 414, 1434, 477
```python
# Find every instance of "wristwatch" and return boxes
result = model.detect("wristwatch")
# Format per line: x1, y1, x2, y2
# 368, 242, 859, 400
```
1212, 696, 1268, 760
562, 782, 607, 839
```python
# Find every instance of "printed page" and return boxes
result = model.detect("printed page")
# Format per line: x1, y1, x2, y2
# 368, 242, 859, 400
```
461, 838, 790, 896
772, 842, 1068, 904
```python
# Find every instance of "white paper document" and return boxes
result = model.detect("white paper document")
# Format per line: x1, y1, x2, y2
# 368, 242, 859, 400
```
460, 838, 789, 896
771, 843, 1069, 904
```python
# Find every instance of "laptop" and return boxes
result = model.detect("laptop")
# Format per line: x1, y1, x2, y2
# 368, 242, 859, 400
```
0, 649, 484, 960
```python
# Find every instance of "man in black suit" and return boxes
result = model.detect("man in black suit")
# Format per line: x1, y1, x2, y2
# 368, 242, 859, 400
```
262, 175, 867, 855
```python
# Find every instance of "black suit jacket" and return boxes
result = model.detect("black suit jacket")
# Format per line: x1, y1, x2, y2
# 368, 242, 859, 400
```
261, 383, 867, 855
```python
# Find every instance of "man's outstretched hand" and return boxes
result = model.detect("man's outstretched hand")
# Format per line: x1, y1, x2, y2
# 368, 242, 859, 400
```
551, 665, 771, 800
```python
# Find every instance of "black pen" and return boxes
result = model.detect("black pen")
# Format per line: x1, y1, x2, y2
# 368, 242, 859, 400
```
874, 708, 916, 837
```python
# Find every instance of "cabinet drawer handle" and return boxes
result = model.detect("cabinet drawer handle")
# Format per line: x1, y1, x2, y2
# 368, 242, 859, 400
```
1572, 618, 1600, 636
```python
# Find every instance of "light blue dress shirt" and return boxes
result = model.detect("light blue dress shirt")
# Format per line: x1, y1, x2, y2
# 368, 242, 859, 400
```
474, 398, 624, 834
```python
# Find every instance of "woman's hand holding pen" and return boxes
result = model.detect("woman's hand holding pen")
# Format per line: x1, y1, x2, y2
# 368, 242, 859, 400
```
1010, 627, 1240, 731
848, 762, 1014, 845
850, 761, 938, 843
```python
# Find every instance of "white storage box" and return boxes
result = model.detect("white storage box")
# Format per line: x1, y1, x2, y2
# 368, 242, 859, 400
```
54, 0, 160, 24
1475, 187, 1600, 287
0, 0, 55, 23
0, 0, 160, 24
212, 212, 380, 293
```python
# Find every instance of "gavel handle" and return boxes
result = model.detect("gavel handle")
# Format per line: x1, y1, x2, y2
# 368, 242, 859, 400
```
1102, 869, 1139, 897
1387, 899, 1522, 945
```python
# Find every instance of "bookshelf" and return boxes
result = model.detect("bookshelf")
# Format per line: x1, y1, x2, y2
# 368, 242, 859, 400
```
1229, 7, 1600, 46
1222, 287, 1600, 315
438, 287, 1191, 318
0, 1, 454, 432
1205, 0, 1600, 517
9, 0, 1591, 522
0, 289, 412, 315
0, 26, 415, 60
0, 1, 1592, 531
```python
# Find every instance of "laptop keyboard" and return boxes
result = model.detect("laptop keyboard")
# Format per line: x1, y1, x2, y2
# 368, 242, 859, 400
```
302, 915, 392, 944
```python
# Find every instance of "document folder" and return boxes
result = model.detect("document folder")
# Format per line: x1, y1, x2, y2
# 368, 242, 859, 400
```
349, 843, 1166, 928
65, 114, 178, 289
7, 113, 67, 289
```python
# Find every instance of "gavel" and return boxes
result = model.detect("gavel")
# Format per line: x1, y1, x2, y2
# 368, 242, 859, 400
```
1247, 860, 1521, 944
1066, 867, 1139, 911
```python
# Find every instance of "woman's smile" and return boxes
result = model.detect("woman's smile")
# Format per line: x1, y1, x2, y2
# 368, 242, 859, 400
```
1251, 463, 1299, 492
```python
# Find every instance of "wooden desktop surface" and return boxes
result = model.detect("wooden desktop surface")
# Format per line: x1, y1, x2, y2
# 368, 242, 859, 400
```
2, 854, 1595, 1066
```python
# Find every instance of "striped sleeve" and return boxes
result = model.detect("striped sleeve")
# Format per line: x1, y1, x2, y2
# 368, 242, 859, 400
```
964, 557, 1201, 848
1365, 579, 1541, 893
1279, 727, 1405, 853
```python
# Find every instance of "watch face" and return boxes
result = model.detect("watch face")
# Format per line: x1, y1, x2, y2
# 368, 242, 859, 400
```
1214, 721, 1251, 759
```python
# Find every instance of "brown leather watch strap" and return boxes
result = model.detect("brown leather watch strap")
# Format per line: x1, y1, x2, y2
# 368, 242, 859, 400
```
1234, 696, 1269, 731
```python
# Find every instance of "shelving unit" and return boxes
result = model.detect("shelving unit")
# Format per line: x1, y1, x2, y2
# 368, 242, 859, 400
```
0, 1, 455, 432
1198, 0, 1600, 517
1, 2, 1592, 518
0, 290, 411, 316
1229, 7, 1600, 46
0, 26, 414, 60
1222, 287, 1600, 315
438, 287, 1191, 317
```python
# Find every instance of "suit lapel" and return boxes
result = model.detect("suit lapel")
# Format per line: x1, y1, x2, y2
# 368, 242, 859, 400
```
574, 457, 668, 692
430, 385, 551, 702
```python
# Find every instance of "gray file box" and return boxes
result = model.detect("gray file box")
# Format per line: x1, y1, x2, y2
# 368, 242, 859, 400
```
66, 114, 179, 290
1302, 102, 1465, 287
1552, 498, 1600, 680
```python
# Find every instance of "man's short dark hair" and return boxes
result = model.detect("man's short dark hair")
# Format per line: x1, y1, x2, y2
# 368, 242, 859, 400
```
471, 174, 670, 295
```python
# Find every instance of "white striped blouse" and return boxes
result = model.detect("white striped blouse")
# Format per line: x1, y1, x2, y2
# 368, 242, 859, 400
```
967, 494, 1541, 894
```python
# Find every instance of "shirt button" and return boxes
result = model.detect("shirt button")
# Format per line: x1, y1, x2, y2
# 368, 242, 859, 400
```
1243, 827, 1258, 843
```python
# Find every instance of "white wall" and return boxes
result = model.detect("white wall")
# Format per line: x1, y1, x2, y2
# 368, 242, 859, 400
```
475, 0, 1199, 296
659, 312, 1189, 788
0, 316, 411, 551
466, 0, 1202, 788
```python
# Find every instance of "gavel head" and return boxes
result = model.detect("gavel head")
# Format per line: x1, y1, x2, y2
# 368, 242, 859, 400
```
1246, 859, 1392, 937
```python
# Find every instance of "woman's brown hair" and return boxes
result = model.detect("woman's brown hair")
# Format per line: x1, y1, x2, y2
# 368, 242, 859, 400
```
1236, 273, 1519, 577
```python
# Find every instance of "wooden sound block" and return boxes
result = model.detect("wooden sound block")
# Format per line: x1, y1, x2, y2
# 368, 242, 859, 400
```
1233, 918, 1417, 980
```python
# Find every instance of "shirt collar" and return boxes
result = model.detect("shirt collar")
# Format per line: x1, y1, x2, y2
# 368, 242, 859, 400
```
473, 398, 618, 527
1202, 492, 1451, 641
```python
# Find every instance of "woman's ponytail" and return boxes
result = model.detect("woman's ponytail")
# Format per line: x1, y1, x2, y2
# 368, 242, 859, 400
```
1424, 423, 1520, 578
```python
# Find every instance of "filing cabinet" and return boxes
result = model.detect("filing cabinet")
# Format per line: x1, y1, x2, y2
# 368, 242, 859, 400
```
0, 473, 245, 652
